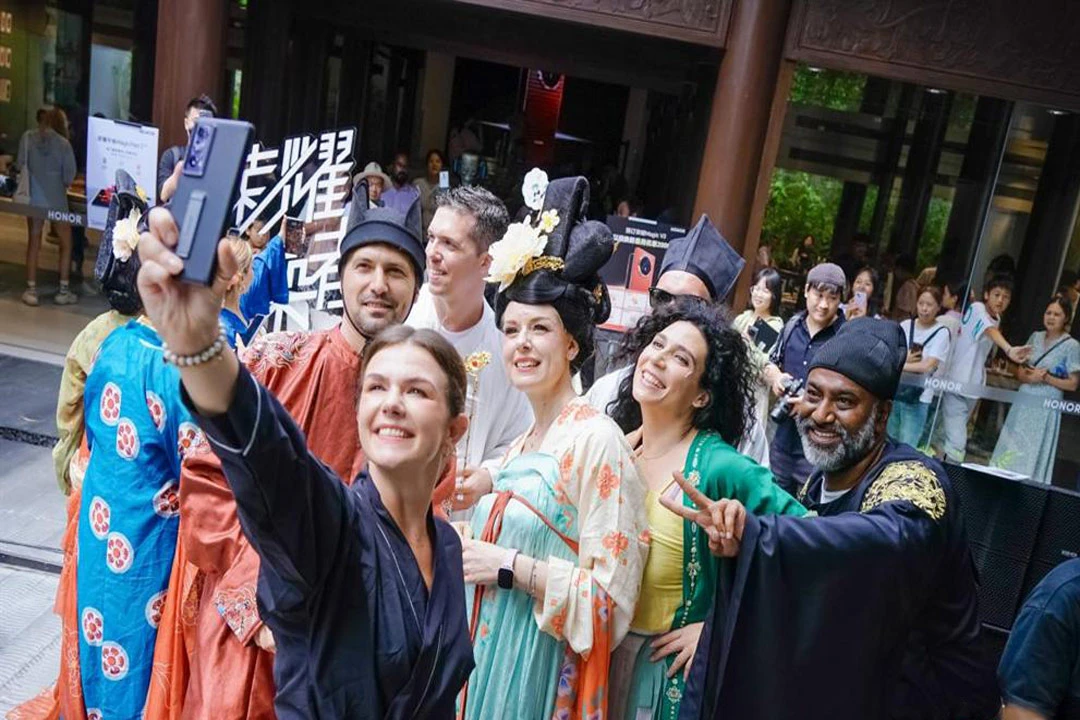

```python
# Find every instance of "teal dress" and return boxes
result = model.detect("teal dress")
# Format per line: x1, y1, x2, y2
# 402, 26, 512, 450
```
462, 399, 648, 720
991, 331, 1080, 483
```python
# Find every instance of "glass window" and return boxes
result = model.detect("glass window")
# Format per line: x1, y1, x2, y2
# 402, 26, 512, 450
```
758, 64, 1080, 489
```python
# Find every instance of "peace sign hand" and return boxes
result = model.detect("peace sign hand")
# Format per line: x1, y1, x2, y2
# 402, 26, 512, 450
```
659, 470, 746, 557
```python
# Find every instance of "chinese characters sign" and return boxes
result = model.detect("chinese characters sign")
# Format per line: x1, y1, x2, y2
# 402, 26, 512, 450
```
235, 127, 356, 332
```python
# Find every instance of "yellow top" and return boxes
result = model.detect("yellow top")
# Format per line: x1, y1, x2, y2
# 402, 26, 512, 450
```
631, 490, 685, 634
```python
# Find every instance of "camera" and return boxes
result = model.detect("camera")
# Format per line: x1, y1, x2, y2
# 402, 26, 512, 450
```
769, 376, 805, 423
184, 123, 215, 178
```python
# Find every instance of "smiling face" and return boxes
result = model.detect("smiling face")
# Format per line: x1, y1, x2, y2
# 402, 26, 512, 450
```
340, 244, 418, 338
750, 277, 773, 313
1045, 301, 1068, 333
805, 284, 842, 326
795, 368, 884, 473
632, 321, 710, 418
358, 344, 463, 474
501, 302, 577, 397
426, 207, 489, 302
853, 271, 874, 297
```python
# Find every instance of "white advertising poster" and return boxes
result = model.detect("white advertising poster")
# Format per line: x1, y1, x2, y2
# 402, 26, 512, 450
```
85, 117, 159, 230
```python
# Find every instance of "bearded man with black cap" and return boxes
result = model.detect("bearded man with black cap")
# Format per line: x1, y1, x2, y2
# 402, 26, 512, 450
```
666, 318, 999, 720
165, 182, 440, 718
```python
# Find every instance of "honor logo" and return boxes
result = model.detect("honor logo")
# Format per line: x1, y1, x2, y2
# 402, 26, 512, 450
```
48, 210, 83, 226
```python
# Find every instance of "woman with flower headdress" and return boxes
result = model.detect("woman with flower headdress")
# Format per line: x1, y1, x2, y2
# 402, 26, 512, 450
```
459, 175, 649, 720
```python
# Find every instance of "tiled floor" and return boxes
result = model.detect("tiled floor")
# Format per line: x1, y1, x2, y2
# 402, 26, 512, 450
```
0, 350, 69, 716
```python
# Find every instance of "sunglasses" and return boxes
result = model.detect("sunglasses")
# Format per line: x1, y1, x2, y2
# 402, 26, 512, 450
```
648, 287, 709, 309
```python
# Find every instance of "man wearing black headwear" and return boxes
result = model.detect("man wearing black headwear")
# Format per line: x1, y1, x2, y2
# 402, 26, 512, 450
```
667, 318, 999, 720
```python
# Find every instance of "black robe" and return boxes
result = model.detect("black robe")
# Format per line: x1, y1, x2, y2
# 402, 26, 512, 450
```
679, 441, 999, 720
189, 367, 475, 719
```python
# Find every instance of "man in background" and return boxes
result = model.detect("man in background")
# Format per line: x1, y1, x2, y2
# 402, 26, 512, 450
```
381, 151, 421, 214
157, 94, 217, 203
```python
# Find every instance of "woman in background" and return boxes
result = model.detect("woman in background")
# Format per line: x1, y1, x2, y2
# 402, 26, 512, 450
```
844, 267, 882, 320
887, 285, 950, 448
18, 107, 77, 306
414, 148, 446, 232
991, 295, 1080, 482
607, 299, 805, 720
731, 267, 784, 430
219, 235, 256, 350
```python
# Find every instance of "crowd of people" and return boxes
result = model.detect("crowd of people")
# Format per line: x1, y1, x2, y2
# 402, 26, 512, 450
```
9, 99, 1080, 719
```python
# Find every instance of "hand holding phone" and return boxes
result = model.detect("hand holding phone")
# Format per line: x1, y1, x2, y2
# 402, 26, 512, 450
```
170, 118, 255, 286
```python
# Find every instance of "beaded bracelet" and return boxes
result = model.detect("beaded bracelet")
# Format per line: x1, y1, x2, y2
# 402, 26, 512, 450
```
162, 325, 229, 367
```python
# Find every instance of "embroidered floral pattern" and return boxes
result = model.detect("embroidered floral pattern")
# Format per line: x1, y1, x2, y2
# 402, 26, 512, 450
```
214, 586, 260, 641
602, 531, 629, 559
595, 463, 619, 500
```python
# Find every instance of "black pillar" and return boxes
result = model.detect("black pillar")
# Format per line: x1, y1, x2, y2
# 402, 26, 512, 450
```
936, 97, 1014, 285
129, 0, 158, 124
1012, 114, 1080, 344
888, 88, 953, 260
831, 77, 890, 257
868, 84, 914, 253
239, 0, 291, 145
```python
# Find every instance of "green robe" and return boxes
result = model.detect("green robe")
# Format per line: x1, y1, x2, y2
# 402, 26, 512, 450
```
627, 431, 806, 720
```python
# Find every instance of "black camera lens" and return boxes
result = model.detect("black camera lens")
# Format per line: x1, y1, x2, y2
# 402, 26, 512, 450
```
639, 257, 652, 275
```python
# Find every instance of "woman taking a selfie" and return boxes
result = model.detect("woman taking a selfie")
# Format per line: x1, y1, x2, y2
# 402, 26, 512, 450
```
459, 176, 648, 719
135, 208, 475, 718
843, 266, 881, 320
607, 298, 805, 720
887, 284, 951, 448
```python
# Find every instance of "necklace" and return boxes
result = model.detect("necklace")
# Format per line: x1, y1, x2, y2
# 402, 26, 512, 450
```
637, 427, 693, 461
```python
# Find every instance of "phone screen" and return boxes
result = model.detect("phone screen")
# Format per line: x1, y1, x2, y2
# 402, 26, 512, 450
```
439, 170, 450, 189
855, 290, 867, 309
284, 217, 306, 256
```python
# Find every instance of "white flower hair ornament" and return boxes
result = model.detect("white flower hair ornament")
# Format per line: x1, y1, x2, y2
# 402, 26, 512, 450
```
485, 209, 563, 290
522, 168, 549, 212
111, 209, 143, 262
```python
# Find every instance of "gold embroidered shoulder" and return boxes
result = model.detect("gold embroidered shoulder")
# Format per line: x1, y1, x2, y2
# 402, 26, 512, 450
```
859, 461, 946, 522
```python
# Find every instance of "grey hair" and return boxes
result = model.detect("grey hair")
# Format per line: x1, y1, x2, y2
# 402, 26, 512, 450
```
433, 185, 509, 252
796, 400, 884, 473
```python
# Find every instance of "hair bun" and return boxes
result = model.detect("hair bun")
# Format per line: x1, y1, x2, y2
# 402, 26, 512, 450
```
563, 220, 614, 284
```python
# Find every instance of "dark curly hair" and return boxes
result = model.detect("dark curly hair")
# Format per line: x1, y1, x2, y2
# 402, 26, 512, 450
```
608, 298, 755, 447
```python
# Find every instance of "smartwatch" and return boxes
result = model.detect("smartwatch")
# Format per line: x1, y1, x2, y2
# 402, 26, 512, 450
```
498, 549, 520, 590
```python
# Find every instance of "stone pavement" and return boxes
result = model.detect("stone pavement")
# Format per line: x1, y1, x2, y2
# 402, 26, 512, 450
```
0, 351, 68, 716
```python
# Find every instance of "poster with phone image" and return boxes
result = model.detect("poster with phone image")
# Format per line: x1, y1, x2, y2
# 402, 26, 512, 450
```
86, 117, 159, 230
599, 215, 685, 332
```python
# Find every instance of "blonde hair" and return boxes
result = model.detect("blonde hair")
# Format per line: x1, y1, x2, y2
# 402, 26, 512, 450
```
225, 236, 254, 300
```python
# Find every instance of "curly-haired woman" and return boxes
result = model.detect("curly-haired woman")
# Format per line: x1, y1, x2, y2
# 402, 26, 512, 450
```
607, 298, 807, 720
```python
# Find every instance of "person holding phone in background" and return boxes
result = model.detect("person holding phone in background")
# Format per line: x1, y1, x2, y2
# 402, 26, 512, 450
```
158, 94, 216, 203
414, 148, 448, 233
991, 295, 1080, 482
844, 266, 881, 320
887, 285, 950, 448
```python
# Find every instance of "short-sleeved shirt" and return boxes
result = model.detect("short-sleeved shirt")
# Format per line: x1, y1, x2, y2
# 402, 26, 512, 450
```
947, 302, 998, 390
899, 318, 951, 403
769, 312, 843, 455
998, 559, 1080, 717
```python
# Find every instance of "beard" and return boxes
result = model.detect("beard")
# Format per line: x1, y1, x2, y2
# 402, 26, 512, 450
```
796, 404, 880, 473
345, 294, 405, 339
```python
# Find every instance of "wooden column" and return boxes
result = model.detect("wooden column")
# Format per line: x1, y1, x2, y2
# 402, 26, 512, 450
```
151, 0, 226, 151
692, 0, 792, 300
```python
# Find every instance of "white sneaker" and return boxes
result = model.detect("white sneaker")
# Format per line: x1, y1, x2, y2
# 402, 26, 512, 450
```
54, 289, 79, 305
21, 287, 39, 306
